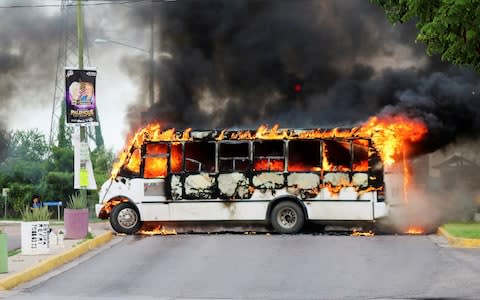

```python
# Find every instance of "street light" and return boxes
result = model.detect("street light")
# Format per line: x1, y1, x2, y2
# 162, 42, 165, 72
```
95, 37, 155, 106
95, 38, 173, 106
94, 38, 151, 53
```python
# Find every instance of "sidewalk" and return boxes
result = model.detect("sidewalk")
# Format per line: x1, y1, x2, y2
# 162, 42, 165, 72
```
0, 221, 114, 290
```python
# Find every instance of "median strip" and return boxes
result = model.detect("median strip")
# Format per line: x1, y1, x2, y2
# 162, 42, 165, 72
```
438, 226, 480, 248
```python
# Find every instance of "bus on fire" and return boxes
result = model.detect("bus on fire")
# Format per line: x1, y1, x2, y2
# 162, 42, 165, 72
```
96, 125, 394, 234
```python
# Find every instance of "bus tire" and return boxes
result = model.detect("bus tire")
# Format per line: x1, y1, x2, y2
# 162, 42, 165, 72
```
110, 202, 143, 234
270, 201, 305, 234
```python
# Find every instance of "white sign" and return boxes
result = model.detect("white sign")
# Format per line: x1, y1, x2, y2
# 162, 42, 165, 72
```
73, 129, 97, 190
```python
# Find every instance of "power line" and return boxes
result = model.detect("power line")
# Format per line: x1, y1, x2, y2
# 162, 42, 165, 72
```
0, 0, 146, 9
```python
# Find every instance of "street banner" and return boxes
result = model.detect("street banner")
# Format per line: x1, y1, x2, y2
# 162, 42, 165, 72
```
73, 129, 97, 190
65, 68, 98, 125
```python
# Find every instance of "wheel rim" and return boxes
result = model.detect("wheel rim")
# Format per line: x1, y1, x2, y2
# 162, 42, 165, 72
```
117, 208, 138, 229
277, 207, 297, 229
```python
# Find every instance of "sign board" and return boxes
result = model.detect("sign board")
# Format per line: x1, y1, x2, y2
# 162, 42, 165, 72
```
65, 68, 98, 125
73, 129, 97, 190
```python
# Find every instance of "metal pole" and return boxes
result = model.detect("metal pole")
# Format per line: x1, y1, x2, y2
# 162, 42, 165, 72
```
77, 0, 87, 202
149, 0, 154, 106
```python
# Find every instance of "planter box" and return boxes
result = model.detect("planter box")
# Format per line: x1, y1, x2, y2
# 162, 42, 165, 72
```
21, 221, 50, 255
0, 233, 7, 273
64, 208, 89, 239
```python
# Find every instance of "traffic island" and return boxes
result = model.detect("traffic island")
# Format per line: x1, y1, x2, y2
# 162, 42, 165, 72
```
0, 230, 113, 290
438, 223, 480, 248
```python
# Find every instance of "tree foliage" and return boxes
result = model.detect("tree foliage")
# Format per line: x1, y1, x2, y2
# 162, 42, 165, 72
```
8, 129, 48, 161
0, 128, 115, 218
372, 0, 480, 71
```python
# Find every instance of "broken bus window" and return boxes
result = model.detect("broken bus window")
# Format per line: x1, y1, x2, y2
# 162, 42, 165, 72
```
144, 143, 168, 178
323, 140, 351, 172
253, 140, 284, 171
288, 140, 321, 172
352, 139, 369, 172
170, 143, 183, 173
219, 142, 250, 172
184, 142, 215, 173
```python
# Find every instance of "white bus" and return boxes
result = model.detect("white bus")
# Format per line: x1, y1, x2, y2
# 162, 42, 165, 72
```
96, 126, 389, 234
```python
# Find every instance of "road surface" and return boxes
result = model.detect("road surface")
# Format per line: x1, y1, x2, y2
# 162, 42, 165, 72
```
3, 233, 480, 299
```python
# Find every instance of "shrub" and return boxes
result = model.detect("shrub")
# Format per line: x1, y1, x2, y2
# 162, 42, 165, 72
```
67, 192, 88, 209
21, 205, 51, 221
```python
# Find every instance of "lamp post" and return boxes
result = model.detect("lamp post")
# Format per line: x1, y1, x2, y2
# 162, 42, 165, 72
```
95, 38, 155, 106
95, 38, 173, 107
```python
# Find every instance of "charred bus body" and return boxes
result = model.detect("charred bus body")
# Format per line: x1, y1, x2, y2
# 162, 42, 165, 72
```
96, 127, 389, 234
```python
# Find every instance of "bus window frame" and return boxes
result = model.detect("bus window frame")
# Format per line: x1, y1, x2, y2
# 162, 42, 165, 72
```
141, 142, 170, 179
321, 139, 352, 172
252, 140, 286, 172
183, 141, 217, 174
218, 141, 251, 172
287, 139, 322, 172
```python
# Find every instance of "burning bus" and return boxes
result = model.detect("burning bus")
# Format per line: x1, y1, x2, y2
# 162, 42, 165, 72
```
96, 117, 427, 234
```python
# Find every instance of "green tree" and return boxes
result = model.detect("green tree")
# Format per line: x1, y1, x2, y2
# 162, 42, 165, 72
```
8, 129, 48, 161
0, 129, 48, 217
372, 0, 480, 71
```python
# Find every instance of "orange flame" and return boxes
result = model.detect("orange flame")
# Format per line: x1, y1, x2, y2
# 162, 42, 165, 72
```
139, 225, 177, 236
254, 159, 284, 171
112, 115, 427, 179
358, 115, 427, 166
111, 123, 192, 178
351, 229, 375, 236
405, 226, 425, 235
287, 163, 322, 172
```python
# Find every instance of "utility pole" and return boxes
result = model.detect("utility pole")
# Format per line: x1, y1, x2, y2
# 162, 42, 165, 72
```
50, 0, 104, 149
77, 0, 87, 200
149, 0, 154, 106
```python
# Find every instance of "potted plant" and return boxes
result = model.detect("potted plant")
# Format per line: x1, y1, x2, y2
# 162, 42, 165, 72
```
64, 192, 89, 239
0, 229, 7, 273
20, 205, 51, 255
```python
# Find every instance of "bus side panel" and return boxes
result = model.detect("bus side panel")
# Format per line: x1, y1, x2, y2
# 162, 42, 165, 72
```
384, 164, 405, 206
168, 202, 268, 221
306, 201, 374, 220
373, 202, 388, 219
139, 203, 171, 221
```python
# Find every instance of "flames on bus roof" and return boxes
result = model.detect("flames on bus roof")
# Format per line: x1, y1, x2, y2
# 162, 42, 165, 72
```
111, 114, 427, 179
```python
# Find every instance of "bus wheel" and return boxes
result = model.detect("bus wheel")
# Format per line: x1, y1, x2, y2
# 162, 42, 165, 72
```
271, 201, 305, 234
110, 202, 143, 234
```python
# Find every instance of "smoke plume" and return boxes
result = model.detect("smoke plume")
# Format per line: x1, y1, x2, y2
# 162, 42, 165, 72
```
125, 0, 479, 158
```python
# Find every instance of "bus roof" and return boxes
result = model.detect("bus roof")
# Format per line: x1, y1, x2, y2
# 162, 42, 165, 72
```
139, 126, 372, 143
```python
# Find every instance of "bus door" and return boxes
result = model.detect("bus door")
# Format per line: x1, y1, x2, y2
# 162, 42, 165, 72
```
141, 142, 169, 202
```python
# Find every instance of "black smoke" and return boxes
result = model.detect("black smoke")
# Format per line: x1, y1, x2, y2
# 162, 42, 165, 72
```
125, 0, 479, 156
0, 6, 66, 156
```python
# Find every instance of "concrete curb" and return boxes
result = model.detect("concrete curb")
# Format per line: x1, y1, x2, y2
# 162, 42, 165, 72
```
0, 231, 113, 290
437, 227, 480, 248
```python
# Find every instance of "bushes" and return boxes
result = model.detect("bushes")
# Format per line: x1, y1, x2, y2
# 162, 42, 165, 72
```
20, 205, 51, 221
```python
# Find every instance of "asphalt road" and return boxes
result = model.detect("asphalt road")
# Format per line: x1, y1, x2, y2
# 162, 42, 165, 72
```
4, 233, 480, 300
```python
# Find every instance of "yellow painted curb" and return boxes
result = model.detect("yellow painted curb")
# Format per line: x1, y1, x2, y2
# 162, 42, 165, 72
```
0, 231, 113, 290
437, 227, 480, 248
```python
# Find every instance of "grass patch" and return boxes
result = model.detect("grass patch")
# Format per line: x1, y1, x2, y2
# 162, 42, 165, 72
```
75, 232, 95, 246
8, 248, 20, 257
443, 223, 480, 239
